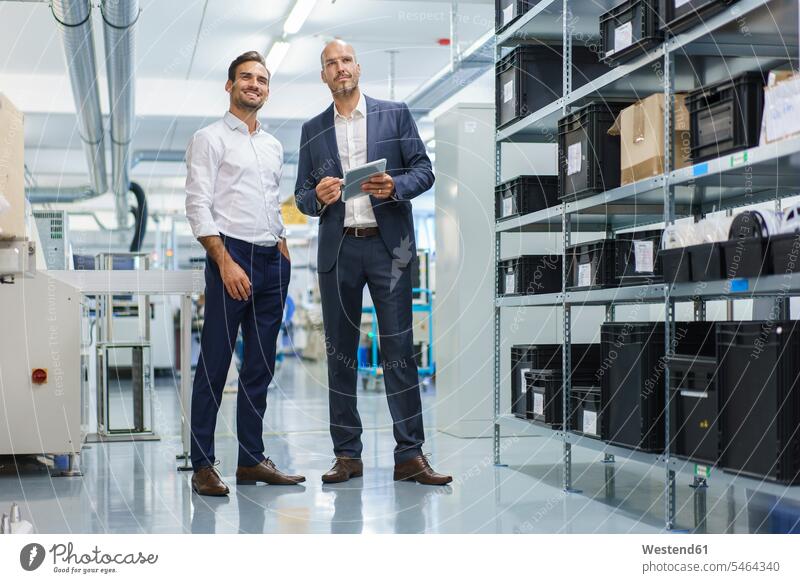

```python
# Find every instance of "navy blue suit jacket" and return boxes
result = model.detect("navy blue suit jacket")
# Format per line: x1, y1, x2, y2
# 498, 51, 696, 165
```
294, 95, 434, 273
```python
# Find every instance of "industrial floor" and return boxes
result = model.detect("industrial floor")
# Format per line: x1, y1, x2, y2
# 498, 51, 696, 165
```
1, 358, 799, 534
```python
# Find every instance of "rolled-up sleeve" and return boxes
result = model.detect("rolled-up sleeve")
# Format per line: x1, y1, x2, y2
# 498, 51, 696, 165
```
184, 131, 220, 239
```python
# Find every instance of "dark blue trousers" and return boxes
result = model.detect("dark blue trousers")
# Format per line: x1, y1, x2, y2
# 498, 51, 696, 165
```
190, 234, 289, 470
319, 234, 425, 463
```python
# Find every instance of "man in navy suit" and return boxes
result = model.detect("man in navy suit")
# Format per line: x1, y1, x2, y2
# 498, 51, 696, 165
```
295, 40, 451, 485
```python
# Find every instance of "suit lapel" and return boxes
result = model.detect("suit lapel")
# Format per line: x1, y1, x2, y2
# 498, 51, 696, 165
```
322, 103, 343, 177
365, 95, 379, 163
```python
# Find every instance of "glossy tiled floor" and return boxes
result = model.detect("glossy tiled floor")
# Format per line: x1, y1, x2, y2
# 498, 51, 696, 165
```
1, 358, 799, 534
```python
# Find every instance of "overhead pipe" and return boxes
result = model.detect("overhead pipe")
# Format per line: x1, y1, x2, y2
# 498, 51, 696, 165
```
51, 0, 108, 197
101, 0, 140, 230
26, 150, 182, 203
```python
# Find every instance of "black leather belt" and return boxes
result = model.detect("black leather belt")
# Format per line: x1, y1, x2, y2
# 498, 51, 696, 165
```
343, 226, 379, 238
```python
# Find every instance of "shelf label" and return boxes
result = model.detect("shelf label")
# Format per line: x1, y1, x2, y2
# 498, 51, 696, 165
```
505, 272, 516, 294
533, 392, 544, 416
578, 262, 592, 287
503, 196, 513, 217
502, 4, 514, 26
567, 142, 582, 176
614, 21, 633, 54
503, 80, 514, 104
729, 151, 749, 168
583, 410, 598, 436
728, 278, 749, 293
692, 162, 709, 177
694, 464, 711, 478
634, 240, 655, 273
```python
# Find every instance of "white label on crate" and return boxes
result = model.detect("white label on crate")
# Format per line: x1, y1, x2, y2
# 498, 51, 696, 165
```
533, 393, 544, 416
567, 142, 582, 176
503, 4, 514, 26
583, 410, 598, 436
634, 240, 655, 273
614, 21, 633, 54
504, 80, 514, 104
505, 272, 516, 294
503, 196, 513, 217
578, 262, 592, 287
675, 0, 693, 7
520, 368, 530, 397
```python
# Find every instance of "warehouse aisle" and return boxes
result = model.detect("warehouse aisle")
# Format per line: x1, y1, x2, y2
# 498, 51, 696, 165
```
0, 358, 797, 534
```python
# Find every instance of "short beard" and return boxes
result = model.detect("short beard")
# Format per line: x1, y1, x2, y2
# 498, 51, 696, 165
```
332, 81, 358, 98
234, 94, 263, 113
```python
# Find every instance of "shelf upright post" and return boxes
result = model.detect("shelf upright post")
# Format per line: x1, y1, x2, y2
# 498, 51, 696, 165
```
663, 39, 678, 531
493, 34, 503, 468
561, 0, 579, 493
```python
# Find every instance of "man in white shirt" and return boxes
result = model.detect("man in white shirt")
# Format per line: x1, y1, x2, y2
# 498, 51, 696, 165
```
184, 51, 305, 496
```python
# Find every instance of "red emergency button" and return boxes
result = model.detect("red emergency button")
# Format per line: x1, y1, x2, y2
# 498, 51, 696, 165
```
31, 368, 48, 385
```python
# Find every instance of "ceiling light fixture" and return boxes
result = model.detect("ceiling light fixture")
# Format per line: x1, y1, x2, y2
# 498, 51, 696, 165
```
283, 0, 317, 35
265, 41, 292, 75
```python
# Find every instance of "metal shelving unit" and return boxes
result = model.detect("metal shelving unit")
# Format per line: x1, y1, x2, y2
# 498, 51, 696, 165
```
492, 0, 800, 531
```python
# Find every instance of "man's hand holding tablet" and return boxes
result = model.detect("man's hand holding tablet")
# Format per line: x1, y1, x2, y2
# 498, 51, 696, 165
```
342, 158, 389, 201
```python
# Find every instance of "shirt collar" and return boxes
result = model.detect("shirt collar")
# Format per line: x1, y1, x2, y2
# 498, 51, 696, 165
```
224, 111, 262, 134
333, 92, 366, 120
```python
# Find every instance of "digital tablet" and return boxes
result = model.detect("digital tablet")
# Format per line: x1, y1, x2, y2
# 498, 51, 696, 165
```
342, 158, 387, 202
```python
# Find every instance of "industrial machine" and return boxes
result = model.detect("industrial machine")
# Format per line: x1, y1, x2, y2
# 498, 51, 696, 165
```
0, 93, 86, 473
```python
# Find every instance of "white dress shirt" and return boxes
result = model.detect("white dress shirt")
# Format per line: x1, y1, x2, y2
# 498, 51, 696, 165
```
334, 92, 378, 228
185, 111, 285, 245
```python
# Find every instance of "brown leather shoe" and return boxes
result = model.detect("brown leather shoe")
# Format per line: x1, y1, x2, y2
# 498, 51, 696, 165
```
394, 455, 452, 485
236, 458, 306, 485
321, 457, 363, 484
192, 465, 230, 496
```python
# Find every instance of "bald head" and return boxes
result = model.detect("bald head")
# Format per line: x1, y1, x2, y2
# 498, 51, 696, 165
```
320, 39, 361, 98
320, 39, 357, 69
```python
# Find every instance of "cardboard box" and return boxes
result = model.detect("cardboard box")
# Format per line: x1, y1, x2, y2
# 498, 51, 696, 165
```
608, 93, 691, 186
760, 69, 800, 145
0, 94, 25, 240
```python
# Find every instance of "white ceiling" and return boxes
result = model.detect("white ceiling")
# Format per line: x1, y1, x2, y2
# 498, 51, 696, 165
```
0, 0, 494, 213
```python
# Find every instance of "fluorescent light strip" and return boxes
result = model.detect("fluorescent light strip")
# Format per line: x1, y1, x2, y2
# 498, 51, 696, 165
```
265, 41, 291, 75
283, 0, 316, 35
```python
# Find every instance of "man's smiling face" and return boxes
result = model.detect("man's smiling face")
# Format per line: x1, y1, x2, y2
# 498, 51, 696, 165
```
227, 60, 270, 112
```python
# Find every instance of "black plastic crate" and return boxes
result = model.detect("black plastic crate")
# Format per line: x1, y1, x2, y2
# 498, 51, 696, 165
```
498, 255, 562, 296
571, 385, 602, 439
658, 0, 739, 34
686, 71, 766, 163
525, 369, 565, 427
495, 175, 560, 221
525, 344, 604, 428
566, 239, 616, 290
669, 353, 719, 465
511, 344, 562, 419
497, 46, 612, 129
601, 321, 716, 452
721, 237, 770, 279
717, 321, 800, 484
770, 232, 800, 274
689, 241, 726, 281
600, 0, 662, 65
615, 229, 664, 285
496, 0, 534, 31
558, 100, 634, 200
662, 247, 691, 284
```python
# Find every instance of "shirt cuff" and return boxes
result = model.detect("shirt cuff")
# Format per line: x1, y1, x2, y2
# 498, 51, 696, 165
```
192, 222, 220, 240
